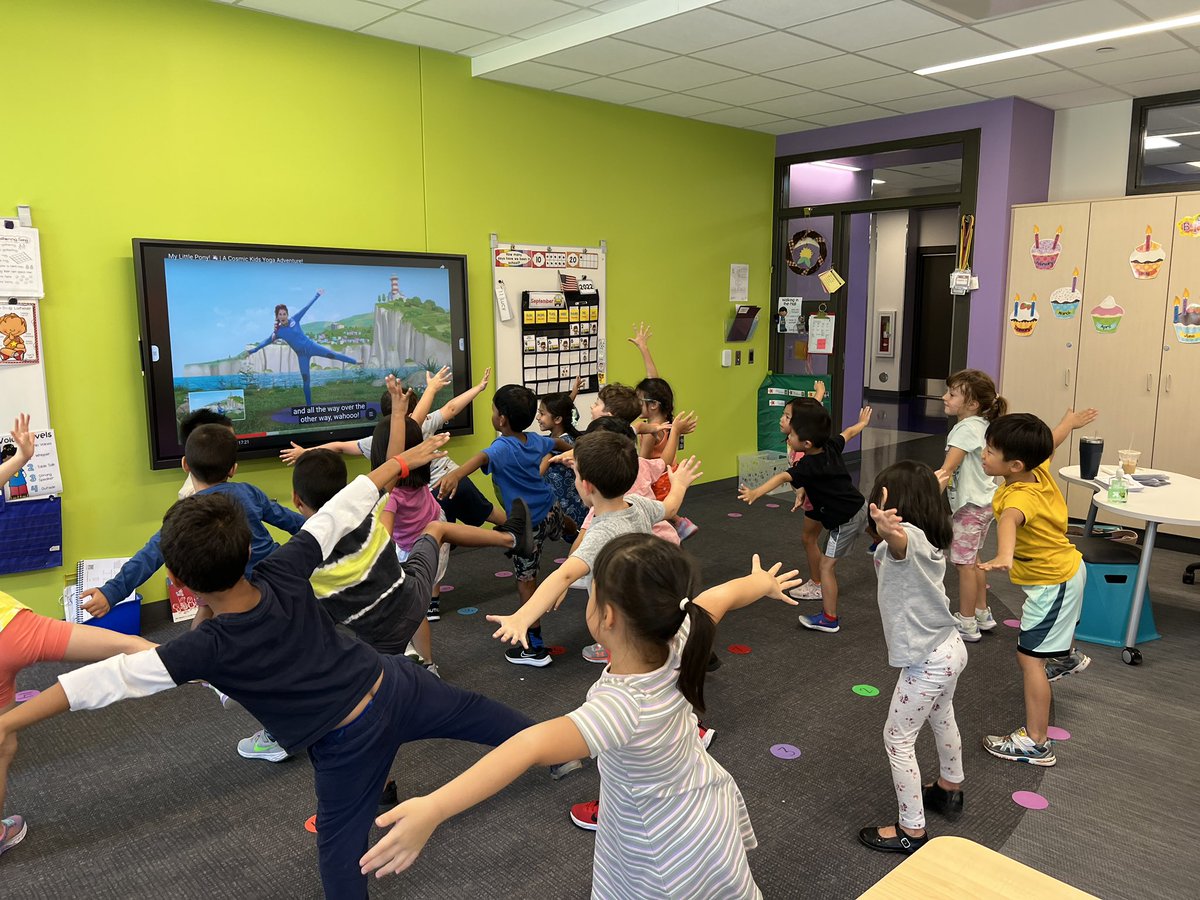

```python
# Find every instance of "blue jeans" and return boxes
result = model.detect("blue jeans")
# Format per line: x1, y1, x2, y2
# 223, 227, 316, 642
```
307, 654, 534, 897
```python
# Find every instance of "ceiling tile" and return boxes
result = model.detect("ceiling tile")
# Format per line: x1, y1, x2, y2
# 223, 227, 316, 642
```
714, 0, 883, 30
1037, 31, 1188, 70
361, 11, 499, 50
750, 118, 821, 134
881, 88, 986, 113
461, 36, 520, 55
974, 0, 1143, 44
1133, 0, 1200, 16
618, 8, 769, 54
866, 28, 1014, 71
695, 107, 790, 127
558, 77, 667, 104
750, 91, 860, 118
1119, 73, 1200, 98
630, 94, 732, 116
536, 37, 673, 75
1076, 48, 1200, 87
790, 0, 958, 53
1026, 85, 1131, 109
686, 75, 808, 104
830, 73, 949, 103
407, 0, 579, 35
972, 69, 1097, 100
767, 55, 903, 89
588, 0, 644, 11
239, 0, 394, 31
357, 0, 422, 7
618, 56, 748, 91
692, 31, 840, 73
483, 61, 592, 90
514, 8, 599, 39
805, 105, 895, 126
930, 54, 1060, 87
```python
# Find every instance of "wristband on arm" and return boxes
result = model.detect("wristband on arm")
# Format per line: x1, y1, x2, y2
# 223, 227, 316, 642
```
392, 455, 410, 480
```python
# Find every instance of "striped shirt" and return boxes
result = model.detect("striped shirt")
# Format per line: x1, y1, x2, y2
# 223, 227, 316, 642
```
567, 616, 760, 900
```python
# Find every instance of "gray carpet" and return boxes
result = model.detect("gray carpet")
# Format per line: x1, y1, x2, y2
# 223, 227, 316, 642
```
3, 438, 1196, 898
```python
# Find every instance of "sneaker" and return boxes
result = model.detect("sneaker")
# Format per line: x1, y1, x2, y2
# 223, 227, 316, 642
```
498, 497, 534, 558
237, 729, 290, 762
550, 759, 584, 780
405, 642, 422, 662
922, 782, 964, 820
675, 518, 699, 541
570, 799, 599, 831
506, 645, 552, 667
799, 612, 840, 633
378, 780, 398, 814
203, 682, 237, 709
983, 727, 1056, 766
787, 580, 823, 601
582, 642, 610, 664
1045, 649, 1091, 682
974, 607, 997, 631
423, 661, 441, 679
426, 598, 441, 622
698, 724, 716, 749
0, 816, 27, 858
953, 613, 982, 643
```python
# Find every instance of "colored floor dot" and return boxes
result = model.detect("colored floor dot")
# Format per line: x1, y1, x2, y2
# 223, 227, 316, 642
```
15, 690, 40, 703
1003, 618, 1022, 629
852, 684, 880, 697
727, 644, 752, 655
1046, 726, 1071, 741
439, 585, 455, 592
457, 607, 479, 616
494, 571, 514, 578
1012, 790, 1049, 810
547, 645, 567, 656
304, 815, 318, 833
765, 503, 781, 509
770, 743, 802, 759
554, 557, 567, 564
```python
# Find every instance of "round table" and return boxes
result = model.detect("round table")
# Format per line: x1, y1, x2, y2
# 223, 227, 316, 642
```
1060, 465, 1200, 664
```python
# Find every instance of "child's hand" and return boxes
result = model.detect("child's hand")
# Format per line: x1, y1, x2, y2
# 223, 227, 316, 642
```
279, 442, 306, 466
570, 374, 583, 400
750, 554, 801, 605
476, 366, 491, 391
858, 405, 873, 427
385, 374, 409, 415
673, 410, 698, 436
791, 488, 806, 512
486, 613, 531, 647
868, 487, 905, 542
669, 456, 702, 489
737, 483, 760, 506
628, 322, 652, 349
361, 796, 441, 878
435, 468, 462, 499
425, 366, 452, 393
10, 413, 34, 464
1064, 407, 1099, 431
405, 433, 450, 470
977, 556, 1012, 573
813, 380, 827, 403
933, 468, 951, 492
549, 450, 575, 468
80, 588, 111, 618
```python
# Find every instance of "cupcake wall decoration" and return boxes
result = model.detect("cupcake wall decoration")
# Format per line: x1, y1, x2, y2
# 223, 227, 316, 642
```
1173, 290, 1200, 344
1030, 225, 1062, 270
1091, 296, 1124, 333
1129, 225, 1165, 279
1050, 268, 1082, 319
1010, 294, 1040, 336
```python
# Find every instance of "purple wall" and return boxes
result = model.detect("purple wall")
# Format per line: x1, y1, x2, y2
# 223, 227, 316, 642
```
777, 97, 1055, 431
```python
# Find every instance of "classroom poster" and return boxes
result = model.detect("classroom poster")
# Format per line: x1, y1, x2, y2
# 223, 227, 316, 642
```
0, 302, 39, 364
0, 427, 63, 498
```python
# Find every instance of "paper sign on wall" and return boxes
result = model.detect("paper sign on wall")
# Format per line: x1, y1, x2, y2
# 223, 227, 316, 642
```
0, 301, 39, 363
0, 427, 62, 498
807, 313, 835, 355
0, 225, 43, 298
776, 297, 803, 333
730, 263, 749, 303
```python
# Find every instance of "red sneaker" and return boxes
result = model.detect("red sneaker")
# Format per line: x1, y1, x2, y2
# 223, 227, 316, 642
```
570, 799, 599, 831
699, 724, 716, 749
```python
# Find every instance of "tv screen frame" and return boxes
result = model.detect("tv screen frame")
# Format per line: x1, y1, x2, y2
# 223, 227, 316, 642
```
133, 238, 472, 470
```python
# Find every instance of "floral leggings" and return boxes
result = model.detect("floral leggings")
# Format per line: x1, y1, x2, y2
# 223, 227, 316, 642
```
883, 632, 968, 830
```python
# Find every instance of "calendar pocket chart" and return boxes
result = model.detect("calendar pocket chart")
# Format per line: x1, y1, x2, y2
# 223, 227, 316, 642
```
520, 290, 602, 395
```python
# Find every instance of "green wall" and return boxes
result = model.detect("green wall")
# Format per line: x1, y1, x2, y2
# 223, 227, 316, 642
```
2, 0, 774, 616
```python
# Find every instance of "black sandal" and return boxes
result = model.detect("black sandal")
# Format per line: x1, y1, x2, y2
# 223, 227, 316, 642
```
858, 824, 929, 855
923, 782, 964, 819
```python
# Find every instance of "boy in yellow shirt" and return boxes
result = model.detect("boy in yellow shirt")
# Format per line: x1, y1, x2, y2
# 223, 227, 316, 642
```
979, 408, 1097, 766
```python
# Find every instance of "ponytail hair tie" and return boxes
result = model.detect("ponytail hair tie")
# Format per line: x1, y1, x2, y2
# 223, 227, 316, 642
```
679, 597, 690, 611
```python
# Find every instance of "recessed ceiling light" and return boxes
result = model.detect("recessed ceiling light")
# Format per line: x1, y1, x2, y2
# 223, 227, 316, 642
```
914, 12, 1200, 76
1145, 136, 1181, 149
811, 161, 862, 172
872, 179, 887, 185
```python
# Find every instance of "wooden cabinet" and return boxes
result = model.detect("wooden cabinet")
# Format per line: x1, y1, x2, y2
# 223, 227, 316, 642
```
1153, 193, 1200, 475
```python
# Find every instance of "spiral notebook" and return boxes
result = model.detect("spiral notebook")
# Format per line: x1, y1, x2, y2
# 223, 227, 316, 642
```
63, 558, 138, 624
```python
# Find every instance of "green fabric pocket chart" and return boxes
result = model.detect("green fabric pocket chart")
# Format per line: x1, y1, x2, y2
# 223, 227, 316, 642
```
757, 374, 830, 454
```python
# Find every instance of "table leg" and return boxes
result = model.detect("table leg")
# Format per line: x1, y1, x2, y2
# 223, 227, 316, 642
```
1083, 498, 1098, 536
1122, 521, 1157, 664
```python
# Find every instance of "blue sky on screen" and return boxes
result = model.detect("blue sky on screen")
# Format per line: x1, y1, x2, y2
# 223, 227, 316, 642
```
165, 258, 450, 363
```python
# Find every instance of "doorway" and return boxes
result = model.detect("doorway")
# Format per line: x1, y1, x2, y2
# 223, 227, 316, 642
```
911, 248, 957, 398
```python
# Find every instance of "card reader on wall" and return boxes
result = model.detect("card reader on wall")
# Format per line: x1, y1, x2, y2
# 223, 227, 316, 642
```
721, 350, 732, 367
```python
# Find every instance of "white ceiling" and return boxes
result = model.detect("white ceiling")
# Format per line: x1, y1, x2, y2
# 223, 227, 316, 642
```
214, 0, 1200, 133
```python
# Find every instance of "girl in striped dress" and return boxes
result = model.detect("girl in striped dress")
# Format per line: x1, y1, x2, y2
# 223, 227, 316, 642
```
361, 533, 801, 898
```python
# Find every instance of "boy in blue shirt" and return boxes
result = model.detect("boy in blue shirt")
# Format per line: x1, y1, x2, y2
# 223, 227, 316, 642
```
436, 384, 571, 666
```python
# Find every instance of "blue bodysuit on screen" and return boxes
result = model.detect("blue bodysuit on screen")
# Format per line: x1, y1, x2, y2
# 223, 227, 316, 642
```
248, 290, 358, 406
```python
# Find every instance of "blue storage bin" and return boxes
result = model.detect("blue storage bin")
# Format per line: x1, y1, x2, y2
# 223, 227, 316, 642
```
86, 595, 142, 636
1075, 563, 1159, 649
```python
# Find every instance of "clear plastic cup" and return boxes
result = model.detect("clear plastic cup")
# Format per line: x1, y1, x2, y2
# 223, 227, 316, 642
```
1118, 450, 1141, 475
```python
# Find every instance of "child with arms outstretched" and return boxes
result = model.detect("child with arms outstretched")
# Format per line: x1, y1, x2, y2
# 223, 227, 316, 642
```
360, 535, 800, 898
858, 462, 966, 856
538, 377, 586, 539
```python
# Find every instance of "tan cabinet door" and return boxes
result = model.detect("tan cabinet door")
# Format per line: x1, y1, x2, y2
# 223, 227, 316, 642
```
1155, 194, 1200, 477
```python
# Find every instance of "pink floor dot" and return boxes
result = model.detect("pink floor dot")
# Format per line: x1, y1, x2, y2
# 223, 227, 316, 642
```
554, 558, 567, 564
765, 503, 781, 509
15, 690, 40, 703
1012, 790, 1049, 810
1003, 618, 1022, 629
439, 585, 455, 592
494, 571, 514, 578
727, 512, 743, 518
1046, 726, 1071, 741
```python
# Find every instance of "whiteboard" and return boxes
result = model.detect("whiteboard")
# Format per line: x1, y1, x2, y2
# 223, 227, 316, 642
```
491, 239, 606, 429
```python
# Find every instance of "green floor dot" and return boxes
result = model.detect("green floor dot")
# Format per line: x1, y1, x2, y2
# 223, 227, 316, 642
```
852, 684, 880, 697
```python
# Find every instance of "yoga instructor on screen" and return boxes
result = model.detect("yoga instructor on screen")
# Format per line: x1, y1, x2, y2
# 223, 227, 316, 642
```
243, 290, 358, 406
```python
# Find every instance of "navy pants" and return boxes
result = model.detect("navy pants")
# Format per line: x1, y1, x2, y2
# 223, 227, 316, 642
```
307, 654, 534, 897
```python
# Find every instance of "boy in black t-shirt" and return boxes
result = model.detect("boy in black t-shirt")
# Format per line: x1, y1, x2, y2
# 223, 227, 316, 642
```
739, 398, 872, 634
0, 434, 562, 898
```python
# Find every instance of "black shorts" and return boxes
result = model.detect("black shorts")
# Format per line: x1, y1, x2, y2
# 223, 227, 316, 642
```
435, 473, 496, 527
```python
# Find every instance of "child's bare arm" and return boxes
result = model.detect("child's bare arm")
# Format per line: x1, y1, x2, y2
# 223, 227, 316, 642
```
0, 413, 34, 483
280, 439, 365, 466
1052, 407, 1099, 450
661, 456, 702, 519
660, 412, 697, 467
979, 507, 1025, 571
438, 367, 490, 423
693, 555, 800, 625
436, 452, 488, 499
738, 471, 792, 505
486, 558, 590, 644
410, 367, 451, 425
813, 379, 827, 404
384, 376, 411, 459
868, 487, 908, 560
840, 406, 873, 442
935, 447, 968, 494
628, 322, 658, 378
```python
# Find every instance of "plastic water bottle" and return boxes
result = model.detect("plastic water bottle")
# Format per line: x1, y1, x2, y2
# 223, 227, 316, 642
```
1107, 472, 1127, 504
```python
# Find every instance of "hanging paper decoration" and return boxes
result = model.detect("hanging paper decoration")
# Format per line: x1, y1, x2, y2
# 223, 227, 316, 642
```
1090, 296, 1124, 333
1010, 294, 1039, 336
1177, 215, 1200, 237
1030, 224, 1062, 270
1050, 268, 1082, 319
786, 230, 827, 276
1129, 225, 1165, 279
1173, 290, 1200, 343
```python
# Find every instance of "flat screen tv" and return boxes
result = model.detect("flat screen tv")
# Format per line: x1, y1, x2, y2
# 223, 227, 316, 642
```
133, 239, 472, 470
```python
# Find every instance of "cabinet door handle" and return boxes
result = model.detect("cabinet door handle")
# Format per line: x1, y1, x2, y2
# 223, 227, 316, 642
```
1147, 373, 1154, 392
1166, 374, 1172, 394
1064, 368, 1071, 387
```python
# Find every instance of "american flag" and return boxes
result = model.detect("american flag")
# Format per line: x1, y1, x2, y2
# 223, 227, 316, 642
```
559, 272, 579, 292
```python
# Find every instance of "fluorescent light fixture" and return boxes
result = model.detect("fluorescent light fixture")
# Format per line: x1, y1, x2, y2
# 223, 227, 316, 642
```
915, 11, 1200, 76
811, 161, 861, 172
872, 179, 887, 184
1187, 161, 1200, 168
1145, 136, 1182, 149
1160, 130, 1200, 139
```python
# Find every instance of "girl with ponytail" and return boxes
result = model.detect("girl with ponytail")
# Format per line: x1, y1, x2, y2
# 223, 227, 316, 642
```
362, 533, 800, 898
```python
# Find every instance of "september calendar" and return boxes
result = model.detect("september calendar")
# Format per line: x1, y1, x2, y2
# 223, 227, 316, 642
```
520, 289, 602, 395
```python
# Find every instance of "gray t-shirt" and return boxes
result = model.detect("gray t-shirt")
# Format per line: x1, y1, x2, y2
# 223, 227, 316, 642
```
873, 524, 957, 668
571, 495, 666, 590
